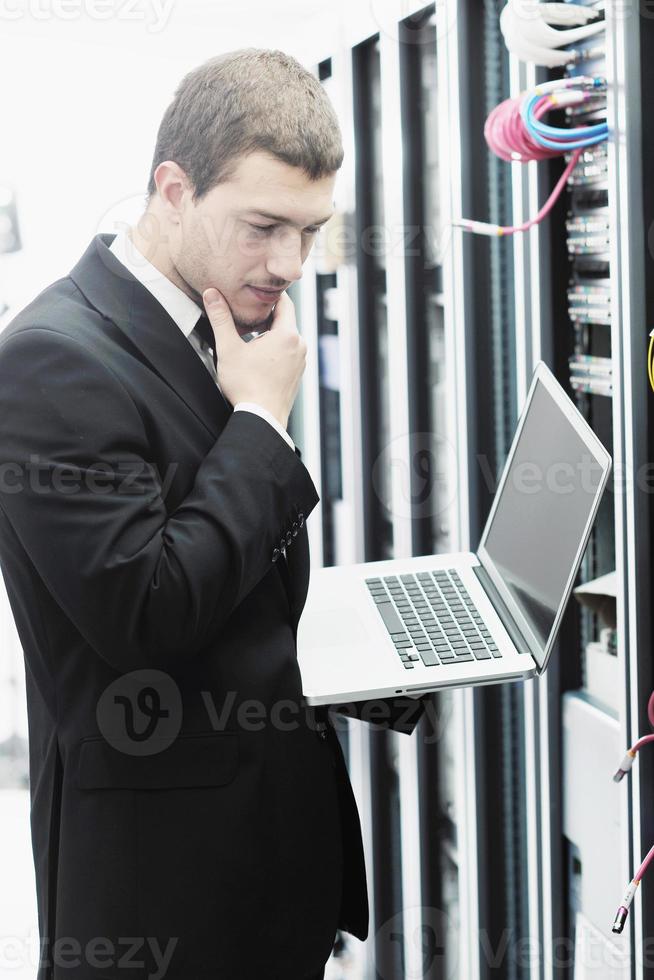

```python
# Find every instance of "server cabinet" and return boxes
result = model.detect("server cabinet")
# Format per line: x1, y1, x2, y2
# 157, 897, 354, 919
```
297, 1, 653, 978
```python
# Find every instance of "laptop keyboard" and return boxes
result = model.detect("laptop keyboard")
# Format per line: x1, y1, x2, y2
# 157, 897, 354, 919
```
365, 570, 501, 669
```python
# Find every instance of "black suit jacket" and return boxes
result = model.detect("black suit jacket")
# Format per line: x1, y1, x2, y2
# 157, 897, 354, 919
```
0, 233, 426, 980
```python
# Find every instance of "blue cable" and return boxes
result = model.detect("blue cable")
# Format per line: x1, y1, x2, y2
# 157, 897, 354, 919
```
521, 93, 608, 152
530, 116, 607, 140
528, 130, 608, 151
522, 94, 607, 139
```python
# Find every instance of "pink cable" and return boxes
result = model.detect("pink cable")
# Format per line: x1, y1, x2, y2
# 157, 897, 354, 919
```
626, 693, 654, 753
632, 734, 654, 753
470, 95, 582, 235
500, 149, 582, 235
619, 691, 654, 930
635, 695, 654, 875
485, 96, 561, 162
647, 690, 654, 728
636, 843, 654, 882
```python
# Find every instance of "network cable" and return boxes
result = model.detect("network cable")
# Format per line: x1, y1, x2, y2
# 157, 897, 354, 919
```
648, 330, 654, 394
500, 0, 606, 69
452, 77, 607, 237
612, 690, 654, 933
521, 90, 608, 152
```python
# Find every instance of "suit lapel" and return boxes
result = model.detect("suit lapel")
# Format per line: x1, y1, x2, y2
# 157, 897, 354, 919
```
68, 233, 300, 615
69, 234, 231, 441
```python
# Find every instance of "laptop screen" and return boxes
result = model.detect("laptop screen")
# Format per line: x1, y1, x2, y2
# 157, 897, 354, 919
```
478, 370, 610, 663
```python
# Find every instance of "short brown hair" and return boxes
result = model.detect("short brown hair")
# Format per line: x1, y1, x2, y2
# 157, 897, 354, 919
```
146, 48, 343, 202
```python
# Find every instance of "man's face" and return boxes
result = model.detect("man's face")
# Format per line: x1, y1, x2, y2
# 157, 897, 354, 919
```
169, 150, 336, 335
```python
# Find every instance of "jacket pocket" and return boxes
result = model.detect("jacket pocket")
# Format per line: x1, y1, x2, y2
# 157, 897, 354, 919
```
76, 731, 239, 790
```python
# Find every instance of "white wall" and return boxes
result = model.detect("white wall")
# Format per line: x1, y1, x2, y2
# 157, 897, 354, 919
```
0, 0, 346, 319
0, 0, 353, 741
0, 7, 358, 971
0, 0, 356, 732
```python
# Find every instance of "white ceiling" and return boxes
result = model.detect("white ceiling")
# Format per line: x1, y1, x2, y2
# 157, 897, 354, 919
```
0, 0, 345, 66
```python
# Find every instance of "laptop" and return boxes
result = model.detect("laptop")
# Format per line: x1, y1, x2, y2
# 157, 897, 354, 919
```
297, 362, 612, 704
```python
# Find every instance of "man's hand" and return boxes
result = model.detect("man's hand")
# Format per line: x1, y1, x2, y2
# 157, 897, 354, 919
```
202, 287, 307, 431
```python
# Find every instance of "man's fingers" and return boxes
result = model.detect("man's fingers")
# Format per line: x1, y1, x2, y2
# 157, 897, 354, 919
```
269, 290, 297, 332
202, 288, 238, 352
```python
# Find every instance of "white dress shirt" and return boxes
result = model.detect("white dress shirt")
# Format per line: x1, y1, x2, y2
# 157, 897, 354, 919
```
108, 229, 295, 452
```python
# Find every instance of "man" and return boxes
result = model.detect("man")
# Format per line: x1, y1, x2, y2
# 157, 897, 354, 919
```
0, 49, 426, 979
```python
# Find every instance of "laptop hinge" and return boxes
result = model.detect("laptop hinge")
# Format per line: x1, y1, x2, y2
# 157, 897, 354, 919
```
472, 563, 533, 656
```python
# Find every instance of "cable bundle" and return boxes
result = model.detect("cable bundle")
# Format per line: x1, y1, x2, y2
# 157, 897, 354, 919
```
500, 0, 606, 69
453, 76, 607, 237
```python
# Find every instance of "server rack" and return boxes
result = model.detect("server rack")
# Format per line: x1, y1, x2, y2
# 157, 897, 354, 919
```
463, 6, 532, 979
505, 7, 652, 980
295, 2, 652, 977
301, 3, 506, 977
304, 6, 484, 977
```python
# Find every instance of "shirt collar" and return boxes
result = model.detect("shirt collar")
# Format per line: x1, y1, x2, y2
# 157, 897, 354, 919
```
108, 228, 202, 338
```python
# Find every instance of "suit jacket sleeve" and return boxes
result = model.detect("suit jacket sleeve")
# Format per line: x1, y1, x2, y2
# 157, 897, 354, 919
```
293, 440, 428, 736
329, 694, 429, 736
0, 327, 319, 675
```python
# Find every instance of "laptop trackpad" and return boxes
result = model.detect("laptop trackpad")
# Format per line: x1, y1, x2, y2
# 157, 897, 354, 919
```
301, 607, 369, 647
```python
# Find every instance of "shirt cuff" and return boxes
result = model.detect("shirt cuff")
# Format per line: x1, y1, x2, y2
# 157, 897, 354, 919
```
232, 403, 295, 451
